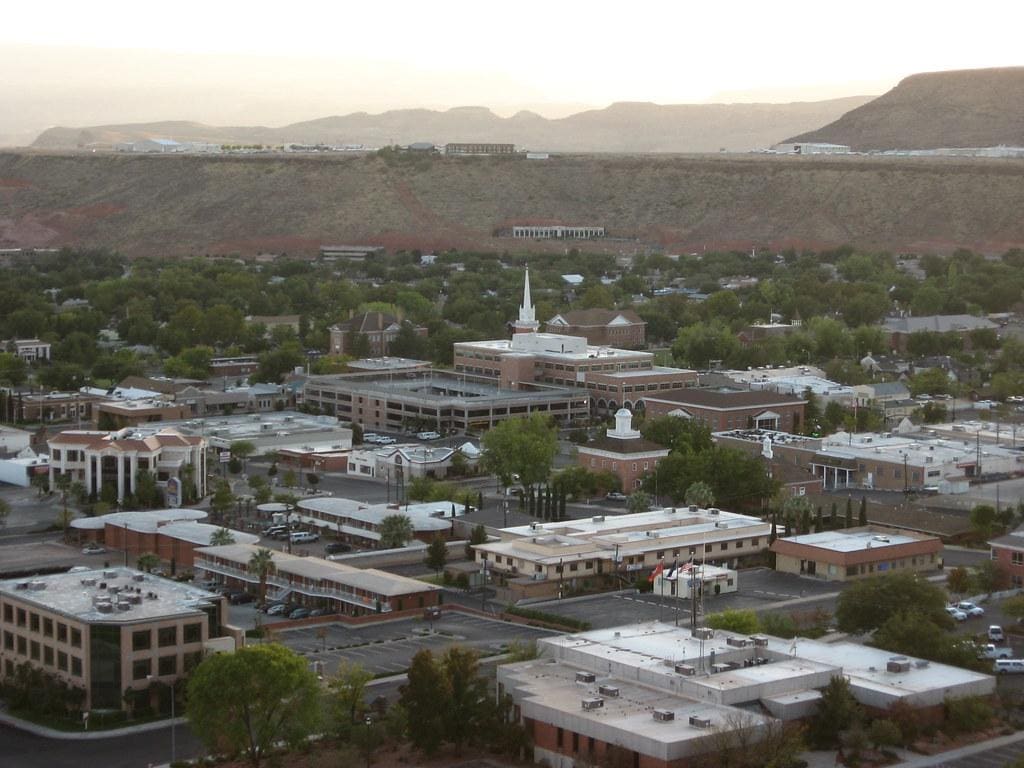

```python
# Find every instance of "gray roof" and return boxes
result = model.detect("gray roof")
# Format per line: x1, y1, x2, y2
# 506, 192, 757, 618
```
883, 315, 997, 334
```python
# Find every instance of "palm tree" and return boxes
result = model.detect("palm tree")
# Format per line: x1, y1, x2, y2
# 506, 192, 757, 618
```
248, 547, 276, 605
378, 514, 414, 549
209, 527, 236, 546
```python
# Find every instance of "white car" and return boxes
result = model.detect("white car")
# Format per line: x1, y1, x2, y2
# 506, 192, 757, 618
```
416, 431, 441, 440
956, 601, 985, 617
989, 625, 1006, 643
81, 542, 106, 555
945, 606, 968, 622
376, 436, 397, 444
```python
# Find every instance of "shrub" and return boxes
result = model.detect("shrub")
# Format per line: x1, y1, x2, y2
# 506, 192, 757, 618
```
503, 605, 590, 631
868, 718, 903, 749
944, 696, 993, 736
759, 612, 798, 638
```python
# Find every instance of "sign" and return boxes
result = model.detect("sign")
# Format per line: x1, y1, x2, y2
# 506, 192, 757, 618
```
219, 451, 231, 464
166, 477, 181, 508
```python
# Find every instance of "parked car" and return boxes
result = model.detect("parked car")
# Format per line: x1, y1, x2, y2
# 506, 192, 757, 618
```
956, 601, 985, 617
416, 431, 441, 440
227, 591, 255, 605
325, 542, 351, 554
376, 436, 397, 444
945, 606, 968, 622
605, 491, 627, 501
289, 607, 311, 620
263, 524, 289, 537
978, 643, 1013, 660
308, 608, 331, 617
290, 531, 320, 544
995, 659, 1024, 674
362, 433, 380, 443
989, 625, 1006, 643
81, 542, 106, 555
266, 603, 291, 616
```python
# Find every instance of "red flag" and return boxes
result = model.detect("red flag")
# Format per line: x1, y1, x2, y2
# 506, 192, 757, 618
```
648, 560, 664, 583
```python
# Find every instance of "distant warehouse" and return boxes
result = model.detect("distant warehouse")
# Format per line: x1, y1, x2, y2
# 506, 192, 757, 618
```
444, 142, 515, 155
510, 225, 606, 240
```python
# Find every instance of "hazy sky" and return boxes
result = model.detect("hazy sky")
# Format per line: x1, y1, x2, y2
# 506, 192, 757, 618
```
2, 0, 1023, 144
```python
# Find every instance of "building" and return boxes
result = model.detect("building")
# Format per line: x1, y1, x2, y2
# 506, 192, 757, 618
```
510, 225, 605, 240
773, 141, 851, 154
576, 409, 669, 491
0, 567, 229, 710
0, 425, 31, 456
473, 506, 771, 601
545, 308, 646, 348
328, 312, 427, 357
245, 314, 301, 333
500, 622, 993, 768
771, 526, 942, 581
736, 321, 802, 346
293, 497, 467, 548
882, 315, 998, 352
988, 527, 1024, 589
714, 427, 1024, 493
95, 398, 192, 429
13, 390, 103, 424
345, 357, 431, 373
302, 369, 590, 434
5, 339, 51, 361
194, 543, 441, 616
319, 244, 385, 260
346, 443, 468, 481
0, 450, 49, 488
650, 563, 738, 601
643, 388, 806, 432
454, 270, 696, 415
71, 509, 260, 569
208, 355, 260, 379
47, 427, 207, 505
445, 142, 515, 155
160, 411, 351, 457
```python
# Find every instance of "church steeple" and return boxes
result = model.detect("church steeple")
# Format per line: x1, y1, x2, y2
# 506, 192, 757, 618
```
512, 266, 540, 334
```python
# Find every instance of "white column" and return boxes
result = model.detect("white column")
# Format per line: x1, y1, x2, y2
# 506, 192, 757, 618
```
84, 452, 92, 495
117, 456, 125, 502
129, 454, 138, 494
95, 454, 102, 494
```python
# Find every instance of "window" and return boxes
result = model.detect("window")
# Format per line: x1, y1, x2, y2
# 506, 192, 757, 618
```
159, 655, 177, 676
71, 656, 82, 677
57, 623, 67, 643
44, 646, 54, 666
183, 623, 202, 644
132, 630, 152, 651
572, 732, 580, 753
185, 651, 204, 672
133, 658, 152, 681
570, 563, 579, 572
30, 640, 40, 660
30, 613, 39, 632
158, 626, 177, 648
70, 628, 82, 648
750, 538, 760, 547
1013, 552, 1024, 566
720, 542, 728, 551
557, 727, 564, 748
17, 636, 26, 655
2, 631, 12, 650
16, 608, 26, 627
57, 651, 68, 672
2, 604, 11, 622
43, 618, 53, 638
705, 544, 712, 553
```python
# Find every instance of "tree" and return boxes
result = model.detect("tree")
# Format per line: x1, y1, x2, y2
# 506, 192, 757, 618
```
1003, 593, 1024, 623
186, 644, 321, 768
425, 535, 447, 575
684, 481, 715, 508
248, 548, 276, 606
480, 413, 558, 490
306, 473, 319, 490
970, 504, 998, 539
835, 572, 950, 633
400, 649, 447, 755
946, 566, 972, 597
845, 497, 853, 529
626, 490, 651, 514
329, 661, 374, 738
209, 527, 236, 546
642, 416, 713, 454
858, 496, 868, 526
282, 468, 298, 488
466, 523, 488, 559
134, 470, 161, 509
872, 610, 983, 670
379, 514, 414, 549
136, 552, 160, 573
231, 440, 257, 471
808, 676, 862, 749
440, 646, 489, 756
972, 559, 1009, 595
705, 610, 760, 635
210, 479, 235, 522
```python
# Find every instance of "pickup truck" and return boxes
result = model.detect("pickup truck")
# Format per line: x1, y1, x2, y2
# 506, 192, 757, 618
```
978, 644, 1013, 660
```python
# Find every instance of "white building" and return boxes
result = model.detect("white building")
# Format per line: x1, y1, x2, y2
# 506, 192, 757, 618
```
6, 338, 51, 361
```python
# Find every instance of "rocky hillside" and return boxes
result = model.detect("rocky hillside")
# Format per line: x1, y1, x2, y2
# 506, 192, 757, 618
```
787, 67, 1024, 150
31, 97, 872, 154
2, 150, 1024, 257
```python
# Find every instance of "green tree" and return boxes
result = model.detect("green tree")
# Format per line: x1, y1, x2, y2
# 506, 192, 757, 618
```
835, 572, 950, 633
136, 552, 160, 573
230, 440, 257, 471
329, 660, 374, 738
641, 416, 713, 453
858, 496, 868, 526
845, 497, 853, 529
210, 479, 235, 522
626, 490, 651, 514
186, 644, 321, 768
480, 413, 558, 490
209, 527, 236, 546
440, 646, 489, 757
248, 548, 276, 606
972, 559, 1009, 595
466, 524, 488, 559
969, 504, 998, 539
809, 676, 862, 749
400, 649, 448, 755
872, 611, 983, 670
379, 514, 414, 549
425, 535, 447, 575
684, 481, 715, 508
705, 609, 760, 635
946, 566, 972, 597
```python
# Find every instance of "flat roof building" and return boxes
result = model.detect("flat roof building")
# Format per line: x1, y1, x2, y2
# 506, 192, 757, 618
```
293, 497, 466, 548
643, 387, 806, 432
0, 568, 229, 711
771, 526, 942, 581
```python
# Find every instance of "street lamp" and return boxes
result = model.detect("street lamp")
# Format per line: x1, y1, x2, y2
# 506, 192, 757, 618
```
147, 674, 176, 764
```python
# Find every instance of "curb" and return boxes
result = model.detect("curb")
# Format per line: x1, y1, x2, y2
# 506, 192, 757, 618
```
0, 708, 186, 741
893, 729, 1024, 766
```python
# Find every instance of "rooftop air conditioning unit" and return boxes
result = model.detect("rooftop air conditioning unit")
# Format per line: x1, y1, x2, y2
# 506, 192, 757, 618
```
575, 671, 596, 683
581, 698, 604, 711
726, 637, 749, 648
675, 663, 696, 676
707, 508, 720, 515
132, 573, 145, 582
710, 663, 731, 674
14, 581, 29, 590
887, 657, 911, 673
81, 578, 97, 587
872, 536, 891, 543
102, 570, 118, 579
751, 635, 769, 647
592, 516, 605, 523
689, 716, 712, 729
689, 505, 698, 512
530, 522, 539, 531
598, 685, 620, 697
653, 709, 675, 722
95, 602, 113, 613
28, 581, 47, 591
693, 627, 714, 640
116, 601, 132, 611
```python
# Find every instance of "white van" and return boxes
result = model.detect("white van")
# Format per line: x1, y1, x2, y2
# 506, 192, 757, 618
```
290, 531, 320, 544
417, 431, 441, 440
995, 659, 1024, 674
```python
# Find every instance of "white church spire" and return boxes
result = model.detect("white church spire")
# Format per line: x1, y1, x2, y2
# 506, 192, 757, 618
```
512, 266, 540, 334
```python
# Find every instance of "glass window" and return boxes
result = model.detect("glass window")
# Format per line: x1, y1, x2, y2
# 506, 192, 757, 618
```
70, 628, 82, 648
2, 631, 12, 650
183, 623, 202, 644
71, 656, 82, 677
30, 613, 39, 632
17, 636, 26, 655
720, 542, 728, 550
44, 645, 54, 666
132, 630, 152, 651
16, 608, 26, 627
158, 626, 177, 648
43, 618, 53, 637
158, 655, 177, 676
30, 640, 40, 660
2, 604, 11, 622
133, 658, 151, 681
57, 651, 68, 672
57, 623, 67, 643
89, 624, 123, 709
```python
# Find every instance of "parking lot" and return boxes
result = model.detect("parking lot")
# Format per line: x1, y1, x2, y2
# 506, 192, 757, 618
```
528, 568, 848, 629
270, 610, 557, 676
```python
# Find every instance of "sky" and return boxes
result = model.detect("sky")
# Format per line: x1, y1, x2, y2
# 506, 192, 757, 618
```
2, 0, 1023, 144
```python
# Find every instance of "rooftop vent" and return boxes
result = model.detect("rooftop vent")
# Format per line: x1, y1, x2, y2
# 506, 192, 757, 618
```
689, 715, 712, 729
693, 627, 714, 640
710, 663, 731, 674
751, 635, 769, 647
15, 581, 29, 590
95, 602, 113, 613
102, 570, 118, 579
592, 516, 605, 523
707, 508, 720, 515
675, 663, 696, 676
581, 697, 604, 711
653, 709, 675, 722
598, 685, 620, 698
689, 505, 698, 512
887, 657, 911, 673
726, 637, 749, 648
132, 573, 145, 582
80, 578, 97, 587
116, 601, 132, 611
872, 535, 891, 543
575, 671, 596, 683
28, 581, 47, 591
529, 522, 539, 531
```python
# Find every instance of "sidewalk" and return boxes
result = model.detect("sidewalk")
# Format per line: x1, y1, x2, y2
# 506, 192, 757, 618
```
893, 729, 1024, 766
0, 705, 185, 741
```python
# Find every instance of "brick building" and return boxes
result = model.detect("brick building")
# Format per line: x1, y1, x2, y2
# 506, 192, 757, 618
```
546, 308, 646, 348
643, 388, 806, 433
989, 527, 1024, 588
771, 526, 942, 581
576, 409, 669, 491
328, 313, 427, 357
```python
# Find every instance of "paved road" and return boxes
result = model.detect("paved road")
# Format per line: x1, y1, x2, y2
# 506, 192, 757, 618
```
3, 721, 203, 768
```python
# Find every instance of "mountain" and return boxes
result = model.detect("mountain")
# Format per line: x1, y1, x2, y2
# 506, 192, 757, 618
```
30, 97, 872, 154
786, 67, 1024, 150
3, 150, 1024, 258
